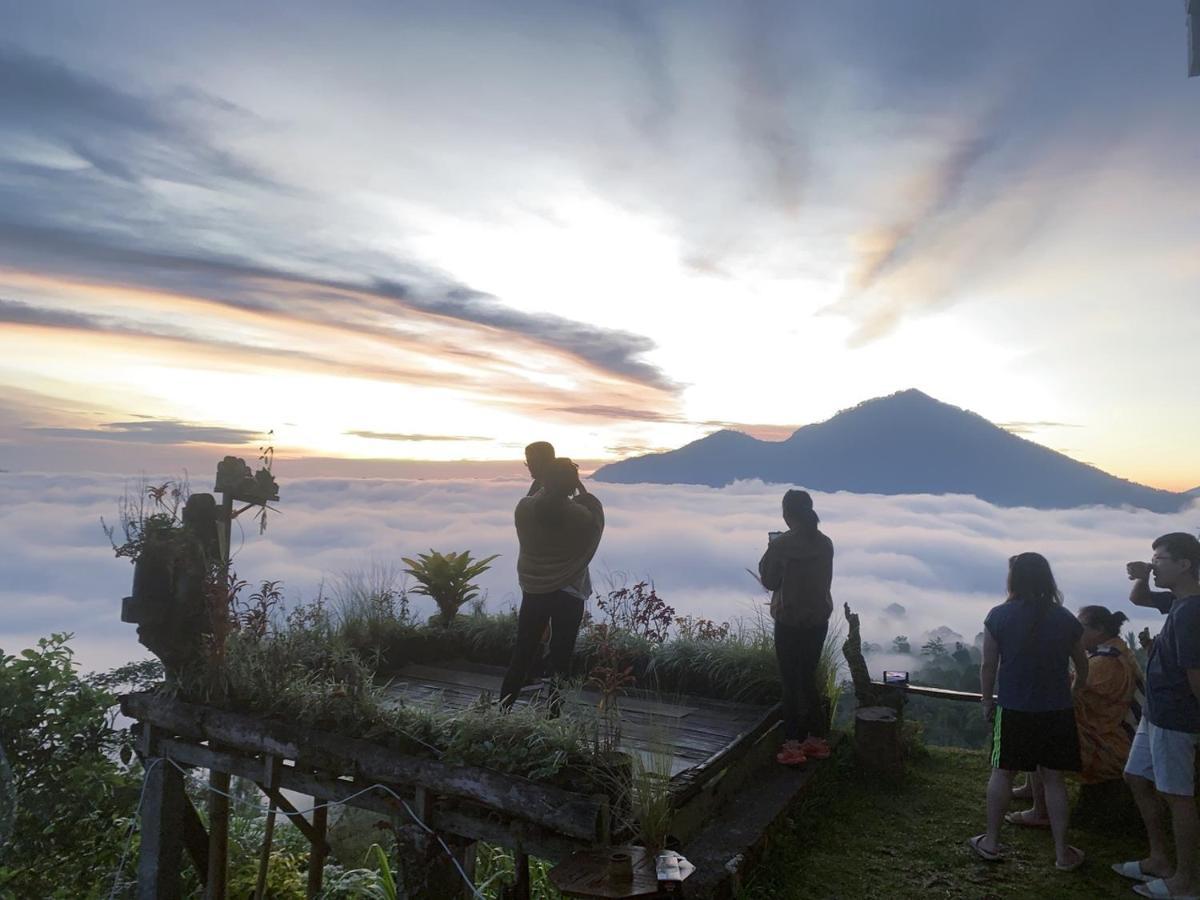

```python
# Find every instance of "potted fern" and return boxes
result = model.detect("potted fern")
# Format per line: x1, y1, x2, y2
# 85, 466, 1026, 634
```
401, 550, 499, 626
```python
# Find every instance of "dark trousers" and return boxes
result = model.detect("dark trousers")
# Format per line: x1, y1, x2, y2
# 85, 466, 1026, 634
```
774, 619, 829, 741
499, 590, 585, 709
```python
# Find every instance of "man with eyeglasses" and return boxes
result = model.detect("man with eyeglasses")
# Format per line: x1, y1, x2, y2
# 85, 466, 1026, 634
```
1113, 532, 1200, 899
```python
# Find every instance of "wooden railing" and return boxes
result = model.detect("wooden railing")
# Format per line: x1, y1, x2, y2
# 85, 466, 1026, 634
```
869, 681, 989, 703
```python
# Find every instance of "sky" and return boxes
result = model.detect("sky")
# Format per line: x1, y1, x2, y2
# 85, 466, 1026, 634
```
0, 2, 1198, 491
4, 472, 1198, 676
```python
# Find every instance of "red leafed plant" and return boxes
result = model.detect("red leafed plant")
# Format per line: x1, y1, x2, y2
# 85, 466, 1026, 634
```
595, 581, 675, 644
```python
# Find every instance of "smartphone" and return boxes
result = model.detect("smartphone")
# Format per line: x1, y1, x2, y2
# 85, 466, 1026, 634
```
768, 531, 783, 543
883, 670, 909, 685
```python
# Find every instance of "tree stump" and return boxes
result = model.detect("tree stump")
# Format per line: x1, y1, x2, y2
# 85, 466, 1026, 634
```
855, 706, 904, 776
842, 604, 906, 712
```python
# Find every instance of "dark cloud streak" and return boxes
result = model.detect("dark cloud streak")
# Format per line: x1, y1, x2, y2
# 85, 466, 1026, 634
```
0, 45, 277, 189
26, 419, 260, 445
0, 47, 676, 394
345, 431, 490, 442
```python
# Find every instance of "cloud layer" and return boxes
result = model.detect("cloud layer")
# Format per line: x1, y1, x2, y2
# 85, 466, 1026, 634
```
3, 472, 1195, 676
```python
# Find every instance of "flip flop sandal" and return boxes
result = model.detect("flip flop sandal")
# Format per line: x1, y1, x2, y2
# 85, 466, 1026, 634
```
1055, 846, 1085, 872
1134, 878, 1200, 899
1004, 810, 1050, 828
967, 834, 1002, 862
1113, 861, 1157, 883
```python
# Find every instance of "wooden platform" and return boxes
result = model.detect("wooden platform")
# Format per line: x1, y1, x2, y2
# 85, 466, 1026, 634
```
380, 661, 770, 779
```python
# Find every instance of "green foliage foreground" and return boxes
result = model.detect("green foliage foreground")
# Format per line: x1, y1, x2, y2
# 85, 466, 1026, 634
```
0, 635, 144, 897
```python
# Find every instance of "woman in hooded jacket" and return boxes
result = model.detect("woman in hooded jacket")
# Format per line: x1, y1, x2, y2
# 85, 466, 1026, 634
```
758, 489, 834, 766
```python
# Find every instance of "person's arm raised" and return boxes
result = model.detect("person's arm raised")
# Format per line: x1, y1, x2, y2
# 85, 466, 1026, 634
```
1127, 561, 1170, 610
571, 490, 604, 534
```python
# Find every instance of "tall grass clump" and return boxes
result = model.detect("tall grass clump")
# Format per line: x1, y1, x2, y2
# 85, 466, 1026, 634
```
181, 597, 387, 736
474, 844, 558, 899
627, 731, 676, 853
817, 621, 846, 724
333, 562, 413, 660
404, 697, 603, 786
354, 607, 520, 672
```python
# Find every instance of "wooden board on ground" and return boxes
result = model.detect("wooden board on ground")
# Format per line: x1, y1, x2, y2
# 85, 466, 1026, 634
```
379, 661, 769, 781
548, 846, 660, 898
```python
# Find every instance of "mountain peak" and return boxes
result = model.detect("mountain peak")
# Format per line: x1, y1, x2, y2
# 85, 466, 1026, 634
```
593, 390, 1186, 512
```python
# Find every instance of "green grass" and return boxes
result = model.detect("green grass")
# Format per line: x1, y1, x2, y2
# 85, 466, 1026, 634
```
740, 745, 1147, 900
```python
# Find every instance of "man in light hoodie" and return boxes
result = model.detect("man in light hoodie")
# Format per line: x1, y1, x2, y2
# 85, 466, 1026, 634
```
758, 489, 834, 766
499, 458, 604, 712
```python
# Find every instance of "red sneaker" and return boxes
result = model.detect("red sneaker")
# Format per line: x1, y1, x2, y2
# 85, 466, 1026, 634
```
776, 740, 808, 766
799, 737, 831, 760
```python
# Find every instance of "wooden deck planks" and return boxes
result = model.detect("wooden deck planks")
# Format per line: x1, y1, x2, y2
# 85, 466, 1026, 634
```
379, 662, 768, 780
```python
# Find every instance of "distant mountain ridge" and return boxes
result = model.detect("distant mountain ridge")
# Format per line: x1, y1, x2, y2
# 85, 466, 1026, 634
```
593, 390, 1189, 512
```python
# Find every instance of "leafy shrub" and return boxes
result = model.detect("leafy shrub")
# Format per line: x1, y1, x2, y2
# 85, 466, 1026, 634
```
102, 478, 189, 563
674, 615, 732, 641
0, 634, 143, 898
594, 580, 675, 643
401, 551, 499, 625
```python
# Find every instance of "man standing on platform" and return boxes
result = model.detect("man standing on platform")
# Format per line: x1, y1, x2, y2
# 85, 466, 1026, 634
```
500, 457, 604, 714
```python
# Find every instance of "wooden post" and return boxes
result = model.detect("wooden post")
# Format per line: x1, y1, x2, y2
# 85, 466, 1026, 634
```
254, 756, 281, 900
138, 758, 186, 900
455, 840, 478, 900
206, 485, 236, 900
307, 788, 329, 898
181, 794, 210, 886
206, 769, 230, 899
514, 849, 531, 900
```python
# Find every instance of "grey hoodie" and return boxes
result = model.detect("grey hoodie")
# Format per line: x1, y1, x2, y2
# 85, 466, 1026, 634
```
515, 491, 605, 595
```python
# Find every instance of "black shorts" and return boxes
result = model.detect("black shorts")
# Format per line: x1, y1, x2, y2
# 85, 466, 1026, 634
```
990, 706, 1082, 772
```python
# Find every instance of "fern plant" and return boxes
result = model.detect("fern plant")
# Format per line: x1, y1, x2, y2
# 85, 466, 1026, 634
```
401, 550, 499, 625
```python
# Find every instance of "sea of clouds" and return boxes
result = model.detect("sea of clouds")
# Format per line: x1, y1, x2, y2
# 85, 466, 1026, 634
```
2, 472, 1197, 676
